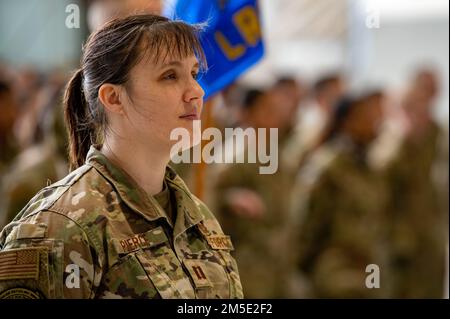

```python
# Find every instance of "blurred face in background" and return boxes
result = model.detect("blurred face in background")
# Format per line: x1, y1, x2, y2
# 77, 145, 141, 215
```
400, 69, 439, 138
413, 69, 439, 102
316, 77, 345, 113
245, 91, 293, 134
271, 81, 303, 130
344, 94, 384, 145
402, 89, 433, 137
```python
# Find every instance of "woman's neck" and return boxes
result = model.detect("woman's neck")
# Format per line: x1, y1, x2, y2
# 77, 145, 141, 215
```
101, 138, 169, 196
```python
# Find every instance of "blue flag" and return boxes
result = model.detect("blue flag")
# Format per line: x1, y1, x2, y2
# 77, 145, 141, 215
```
163, 0, 264, 99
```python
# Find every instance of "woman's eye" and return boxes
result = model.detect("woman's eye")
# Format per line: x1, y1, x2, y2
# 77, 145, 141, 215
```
163, 72, 177, 80
192, 72, 199, 80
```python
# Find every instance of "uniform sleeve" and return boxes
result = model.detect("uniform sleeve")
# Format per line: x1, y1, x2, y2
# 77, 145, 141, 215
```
0, 210, 103, 299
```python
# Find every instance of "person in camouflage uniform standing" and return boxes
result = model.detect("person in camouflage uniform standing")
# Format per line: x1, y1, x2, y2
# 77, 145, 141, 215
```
385, 70, 448, 298
0, 14, 242, 299
295, 92, 391, 298
213, 88, 301, 298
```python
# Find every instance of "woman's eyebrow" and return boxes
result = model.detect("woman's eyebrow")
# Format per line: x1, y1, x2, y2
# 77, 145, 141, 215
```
158, 61, 199, 70
160, 61, 182, 68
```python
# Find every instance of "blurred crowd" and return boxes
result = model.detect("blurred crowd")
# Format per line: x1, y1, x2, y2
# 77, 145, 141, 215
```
172, 67, 448, 298
0, 0, 448, 299
0, 64, 68, 227
202, 69, 449, 298
2, 61, 447, 298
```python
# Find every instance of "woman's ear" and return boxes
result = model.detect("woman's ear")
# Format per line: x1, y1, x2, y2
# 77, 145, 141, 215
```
98, 83, 125, 115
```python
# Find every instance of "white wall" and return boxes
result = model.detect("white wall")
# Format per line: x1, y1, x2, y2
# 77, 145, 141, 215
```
240, 0, 449, 124
0, 0, 86, 71
362, 18, 449, 125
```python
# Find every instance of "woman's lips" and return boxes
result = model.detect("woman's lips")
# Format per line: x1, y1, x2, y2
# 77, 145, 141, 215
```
179, 113, 199, 120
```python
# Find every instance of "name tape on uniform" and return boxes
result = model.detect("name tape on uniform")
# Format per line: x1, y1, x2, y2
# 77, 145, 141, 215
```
112, 226, 169, 254
196, 222, 234, 251
205, 235, 234, 251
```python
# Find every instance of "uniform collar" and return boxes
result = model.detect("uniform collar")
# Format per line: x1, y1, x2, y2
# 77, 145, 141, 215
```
85, 145, 203, 234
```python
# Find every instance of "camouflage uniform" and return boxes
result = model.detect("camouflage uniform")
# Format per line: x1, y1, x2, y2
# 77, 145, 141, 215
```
385, 122, 447, 298
295, 137, 391, 298
212, 136, 301, 298
0, 145, 243, 299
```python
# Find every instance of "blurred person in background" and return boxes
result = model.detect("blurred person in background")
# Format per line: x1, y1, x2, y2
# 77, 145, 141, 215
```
284, 73, 346, 174
276, 76, 309, 171
294, 91, 391, 298
296, 73, 346, 153
272, 77, 305, 118
384, 68, 448, 298
0, 80, 19, 176
212, 86, 302, 298
9, 67, 46, 150
0, 71, 69, 229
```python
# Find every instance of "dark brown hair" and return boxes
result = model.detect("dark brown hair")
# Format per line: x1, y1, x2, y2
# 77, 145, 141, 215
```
63, 14, 206, 170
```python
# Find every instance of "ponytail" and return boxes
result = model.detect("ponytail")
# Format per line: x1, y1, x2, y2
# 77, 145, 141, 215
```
63, 69, 93, 170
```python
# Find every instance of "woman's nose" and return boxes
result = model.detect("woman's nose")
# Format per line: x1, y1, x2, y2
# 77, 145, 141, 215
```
184, 78, 205, 103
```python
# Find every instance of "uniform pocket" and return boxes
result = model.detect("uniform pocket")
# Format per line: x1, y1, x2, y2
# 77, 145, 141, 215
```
109, 226, 195, 299
98, 252, 160, 299
135, 249, 194, 298
134, 226, 195, 299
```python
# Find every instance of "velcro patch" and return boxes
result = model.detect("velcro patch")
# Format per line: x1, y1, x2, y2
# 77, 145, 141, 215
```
16, 223, 47, 239
183, 259, 212, 288
112, 226, 169, 254
205, 235, 234, 251
0, 247, 42, 281
196, 222, 234, 250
